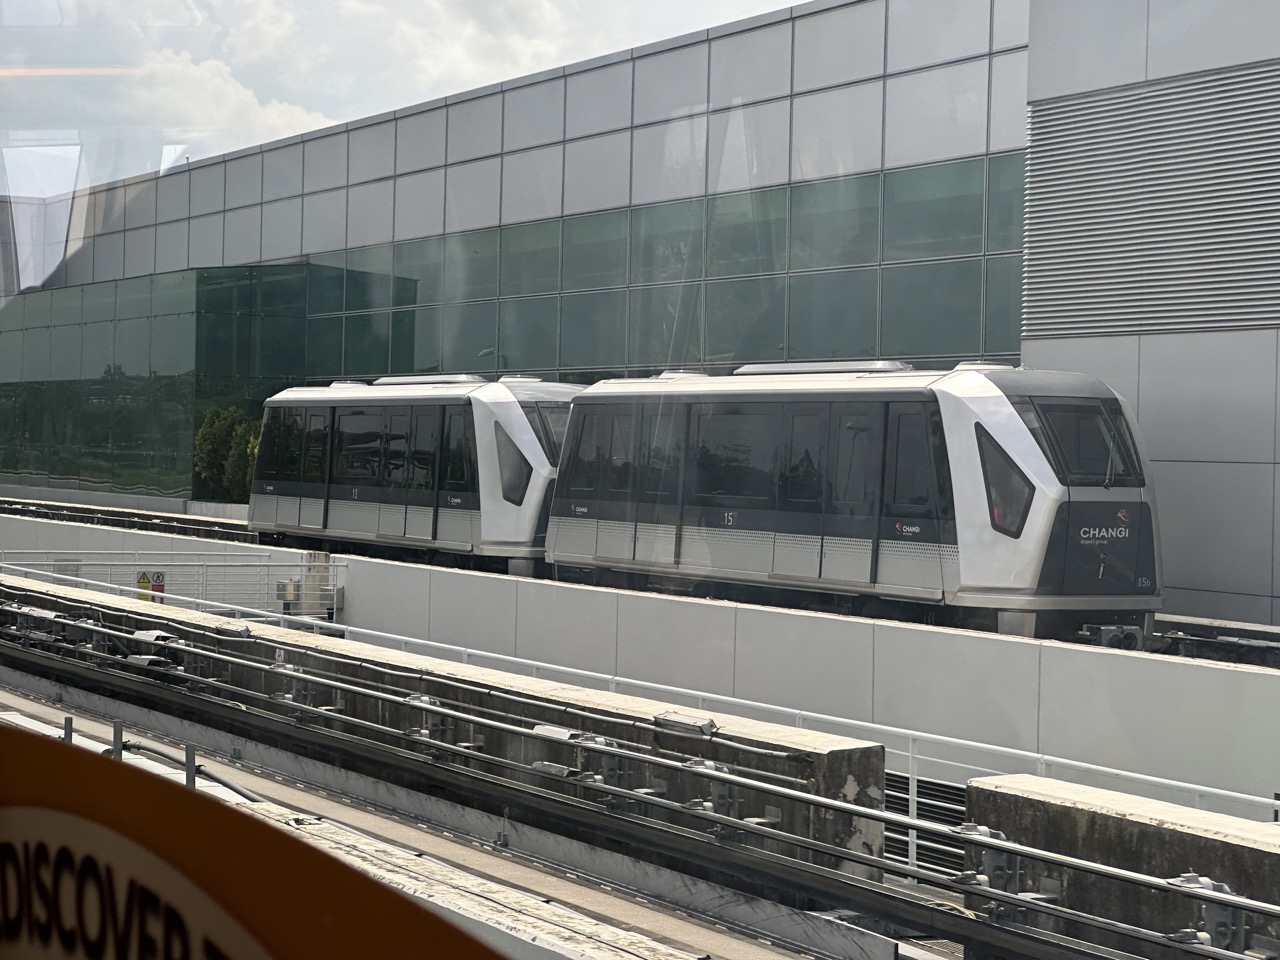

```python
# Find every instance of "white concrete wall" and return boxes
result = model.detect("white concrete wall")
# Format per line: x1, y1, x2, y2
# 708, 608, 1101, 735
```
339, 555, 1280, 802
0, 483, 248, 521
1024, 332, 1280, 624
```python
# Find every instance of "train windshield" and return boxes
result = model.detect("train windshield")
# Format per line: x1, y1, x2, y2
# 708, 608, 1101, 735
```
521, 402, 570, 466
1014, 397, 1144, 488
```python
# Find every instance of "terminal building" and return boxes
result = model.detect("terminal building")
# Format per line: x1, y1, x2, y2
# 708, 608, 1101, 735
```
0, 0, 1275, 623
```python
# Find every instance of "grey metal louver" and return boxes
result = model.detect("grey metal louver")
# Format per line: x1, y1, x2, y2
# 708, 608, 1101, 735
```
1024, 61, 1280, 338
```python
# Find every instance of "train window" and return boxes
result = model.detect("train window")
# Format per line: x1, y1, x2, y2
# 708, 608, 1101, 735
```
333, 410, 384, 485
494, 422, 533, 505
976, 424, 1034, 538
784, 414, 823, 504
441, 407, 478, 492
258, 407, 303, 482
692, 408, 778, 503
642, 410, 679, 497
539, 403, 570, 464
408, 409, 440, 491
887, 408, 932, 512
384, 412, 410, 487
562, 411, 602, 496
301, 412, 328, 484
832, 407, 882, 510
1028, 398, 1143, 487
605, 414, 634, 495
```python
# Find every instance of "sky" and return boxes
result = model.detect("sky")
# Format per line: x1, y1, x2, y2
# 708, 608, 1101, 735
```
0, 0, 791, 196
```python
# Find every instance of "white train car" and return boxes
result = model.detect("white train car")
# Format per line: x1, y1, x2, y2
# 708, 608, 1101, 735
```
249, 375, 581, 570
546, 361, 1161, 639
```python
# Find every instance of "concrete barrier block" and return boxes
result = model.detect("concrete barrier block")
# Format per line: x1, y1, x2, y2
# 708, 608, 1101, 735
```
733, 606, 874, 721
615, 593, 737, 696
514, 579, 619, 675
429, 569, 517, 655
871, 622, 1043, 751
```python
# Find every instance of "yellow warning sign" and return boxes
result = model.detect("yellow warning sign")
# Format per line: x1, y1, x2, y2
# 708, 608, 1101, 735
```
135, 571, 165, 604
135, 571, 151, 601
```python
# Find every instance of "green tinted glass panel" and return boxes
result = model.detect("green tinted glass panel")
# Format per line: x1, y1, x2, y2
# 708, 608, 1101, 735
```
705, 277, 784, 363
81, 282, 116, 324
82, 322, 113, 380
788, 269, 878, 360
255, 263, 307, 317
882, 159, 984, 261
987, 152, 1025, 252
153, 271, 198, 315
0, 332, 21, 382
50, 325, 81, 379
51, 287, 82, 326
307, 252, 346, 315
560, 290, 626, 368
197, 269, 252, 316
196, 313, 251, 378
24, 291, 51, 327
442, 301, 497, 373
443, 229, 499, 302
152, 313, 197, 376
0, 296, 23, 332
498, 296, 558, 370
345, 244, 393, 311
881, 259, 982, 357
628, 282, 702, 367
343, 312, 391, 376
114, 317, 150, 376
306, 315, 343, 376
631, 199, 704, 285
562, 211, 628, 291
500, 220, 560, 297
115, 277, 153, 319
984, 255, 1022, 354
390, 307, 441, 374
392, 237, 444, 307
252, 314, 305, 378
790, 175, 880, 270
22, 328, 50, 380
706, 188, 787, 278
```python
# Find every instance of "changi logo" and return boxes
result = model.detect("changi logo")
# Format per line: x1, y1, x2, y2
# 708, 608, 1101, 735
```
1080, 508, 1131, 543
1116, 508, 1130, 524
570, 505, 589, 516
895, 522, 921, 536
446, 495, 462, 506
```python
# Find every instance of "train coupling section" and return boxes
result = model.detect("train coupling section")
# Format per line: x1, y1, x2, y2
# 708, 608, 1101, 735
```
1075, 621, 1166, 652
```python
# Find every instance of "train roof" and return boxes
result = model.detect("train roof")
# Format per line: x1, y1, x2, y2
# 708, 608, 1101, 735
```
570, 363, 1116, 402
264, 375, 583, 406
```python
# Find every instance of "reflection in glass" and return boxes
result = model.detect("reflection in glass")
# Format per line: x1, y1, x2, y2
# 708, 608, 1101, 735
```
707, 188, 787, 278
390, 307, 442, 374
114, 317, 150, 377
791, 175, 880, 270
442, 301, 498, 372
500, 221, 560, 298
788, 269, 878, 359
562, 211, 628, 291
705, 277, 785, 364
81, 322, 113, 380
560, 291, 626, 369
346, 244, 393, 311
881, 259, 982, 357
307, 252, 346, 316
392, 238, 444, 307
631, 200, 704, 286
882, 158, 984, 261
499, 297, 558, 370
628, 282, 702, 367
343, 313, 391, 377
306, 315, 343, 377
443, 229, 499, 302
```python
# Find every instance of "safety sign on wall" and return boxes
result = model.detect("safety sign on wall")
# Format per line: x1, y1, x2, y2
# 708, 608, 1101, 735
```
135, 571, 166, 604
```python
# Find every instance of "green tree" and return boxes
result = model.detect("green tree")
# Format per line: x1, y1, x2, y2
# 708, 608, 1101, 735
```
194, 406, 259, 502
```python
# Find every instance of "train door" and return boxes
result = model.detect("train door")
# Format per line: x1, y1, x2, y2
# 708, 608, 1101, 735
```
594, 405, 638, 562
298, 409, 330, 529
680, 402, 780, 575
436, 403, 479, 548
820, 402, 883, 585
876, 401, 945, 598
377, 406, 411, 538
404, 405, 442, 541
633, 403, 684, 566
327, 406, 384, 536
773, 404, 827, 579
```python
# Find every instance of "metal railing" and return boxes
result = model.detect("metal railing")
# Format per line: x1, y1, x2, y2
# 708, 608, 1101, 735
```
3, 559, 1276, 866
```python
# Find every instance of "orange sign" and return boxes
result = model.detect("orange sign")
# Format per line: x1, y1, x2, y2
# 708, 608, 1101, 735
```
0, 726, 503, 958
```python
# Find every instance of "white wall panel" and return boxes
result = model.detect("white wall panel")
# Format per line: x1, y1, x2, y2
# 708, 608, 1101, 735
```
1146, 0, 1280, 82
614, 593, 736, 695
1027, 0, 1147, 101
871, 622, 1042, 750
428, 568, 517, 654
1020, 336, 1141, 407
514, 579, 619, 675
734, 607, 874, 721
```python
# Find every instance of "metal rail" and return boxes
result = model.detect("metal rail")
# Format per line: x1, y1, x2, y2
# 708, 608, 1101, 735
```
0, 496, 252, 542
